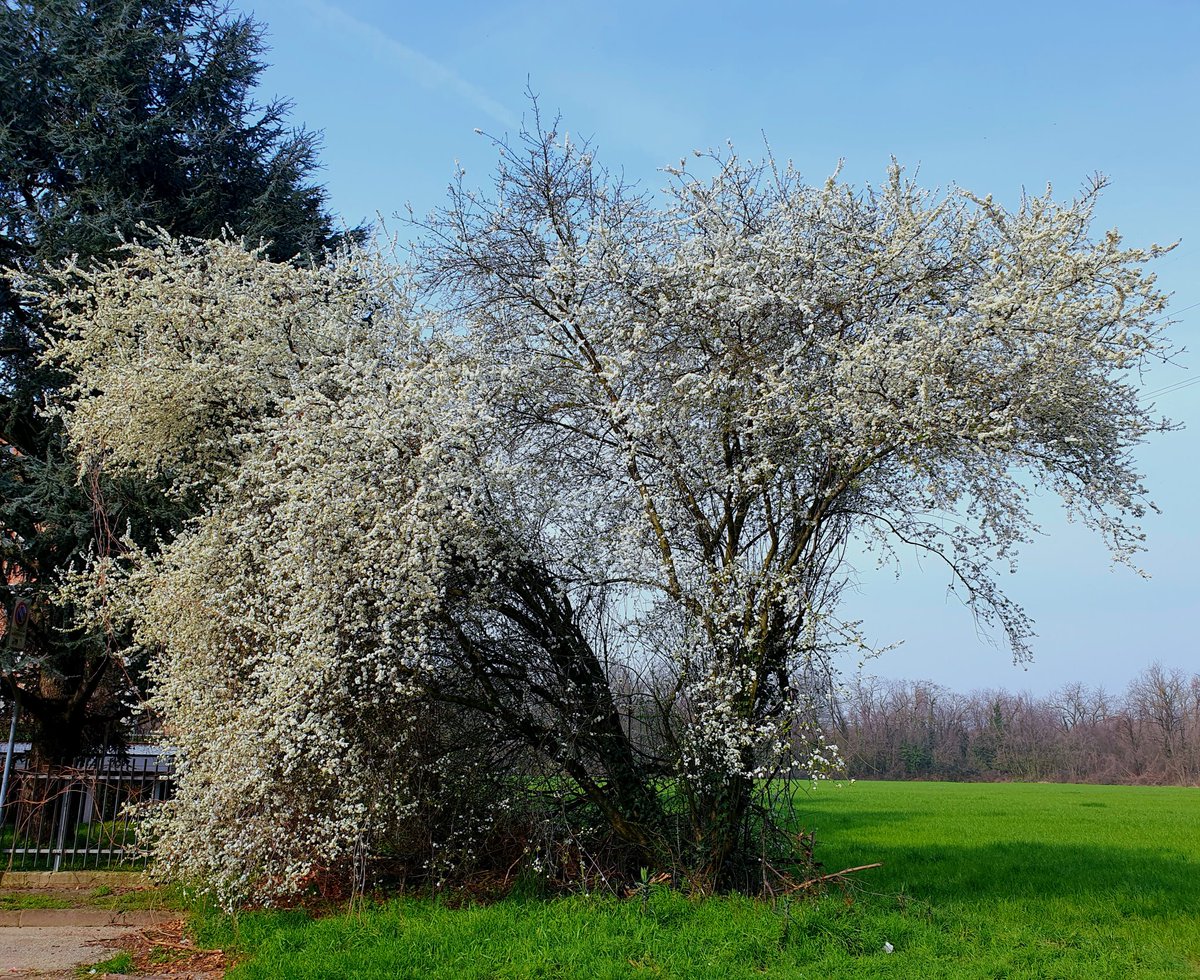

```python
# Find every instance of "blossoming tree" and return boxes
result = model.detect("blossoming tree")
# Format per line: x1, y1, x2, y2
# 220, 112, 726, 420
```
412, 116, 1172, 886
40, 117, 1172, 902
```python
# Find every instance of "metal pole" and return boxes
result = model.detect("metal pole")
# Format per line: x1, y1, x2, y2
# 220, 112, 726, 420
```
2, 595, 30, 832
52, 785, 68, 873
0, 695, 18, 826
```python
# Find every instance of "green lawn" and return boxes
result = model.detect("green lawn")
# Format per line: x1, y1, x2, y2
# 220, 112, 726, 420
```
194, 781, 1200, 978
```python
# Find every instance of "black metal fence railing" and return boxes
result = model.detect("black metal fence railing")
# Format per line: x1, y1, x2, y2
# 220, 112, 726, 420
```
1, 745, 176, 872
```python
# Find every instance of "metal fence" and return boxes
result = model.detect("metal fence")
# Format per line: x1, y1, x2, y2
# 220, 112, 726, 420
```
1, 745, 175, 871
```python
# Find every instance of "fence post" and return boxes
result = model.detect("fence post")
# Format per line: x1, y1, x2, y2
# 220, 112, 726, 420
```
52, 777, 70, 873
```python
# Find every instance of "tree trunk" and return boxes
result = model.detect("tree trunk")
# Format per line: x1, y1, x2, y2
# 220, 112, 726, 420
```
692, 772, 755, 891
5, 667, 111, 769
443, 557, 670, 872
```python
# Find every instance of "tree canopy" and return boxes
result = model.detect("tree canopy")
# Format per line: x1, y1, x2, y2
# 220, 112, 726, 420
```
41, 116, 1174, 903
0, 0, 359, 763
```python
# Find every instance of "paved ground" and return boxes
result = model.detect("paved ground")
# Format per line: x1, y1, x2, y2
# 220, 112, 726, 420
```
0, 874, 225, 978
0, 923, 141, 975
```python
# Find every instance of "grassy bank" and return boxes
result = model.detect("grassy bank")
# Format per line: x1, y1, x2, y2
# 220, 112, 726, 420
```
194, 781, 1200, 978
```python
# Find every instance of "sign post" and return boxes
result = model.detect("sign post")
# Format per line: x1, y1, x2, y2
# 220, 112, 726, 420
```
1, 596, 31, 825
6, 595, 29, 652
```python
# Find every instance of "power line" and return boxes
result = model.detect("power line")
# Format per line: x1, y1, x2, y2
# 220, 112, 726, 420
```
1141, 376, 1200, 399
1150, 299, 1200, 323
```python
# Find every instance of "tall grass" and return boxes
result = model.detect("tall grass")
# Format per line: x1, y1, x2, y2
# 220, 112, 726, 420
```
194, 781, 1200, 978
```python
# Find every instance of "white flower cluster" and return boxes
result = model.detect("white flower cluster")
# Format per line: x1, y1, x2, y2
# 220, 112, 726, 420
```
39, 236, 485, 904
137, 361, 466, 904
37, 234, 391, 494
38, 138, 1174, 898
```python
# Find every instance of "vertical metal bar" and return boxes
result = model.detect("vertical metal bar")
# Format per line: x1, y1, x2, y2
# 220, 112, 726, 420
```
86, 765, 95, 868
35, 772, 48, 870
117, 759, 127, 867
97, 762, 108, 868
118, 759, 127, 866
106, 761, 114, 868
26, 774, 38, 869
52, 776, 68, 873
139, 755, 147, 866
0, 697, 19, 830
106, 763, 116, 866
82, 767, 92, 868
115, 760, 125, 867
136, 754, 146, 865
107, 765, 115, 868
138, 754, 148, 866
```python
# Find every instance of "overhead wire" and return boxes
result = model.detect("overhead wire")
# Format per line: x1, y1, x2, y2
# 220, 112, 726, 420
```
1141, 377, 1200, 400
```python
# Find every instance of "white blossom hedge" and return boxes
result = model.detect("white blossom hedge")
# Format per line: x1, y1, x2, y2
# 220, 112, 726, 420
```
35, 120, 1174, 904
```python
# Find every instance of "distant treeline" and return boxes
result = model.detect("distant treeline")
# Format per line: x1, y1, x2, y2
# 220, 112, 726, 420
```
820, 664, 1200, 785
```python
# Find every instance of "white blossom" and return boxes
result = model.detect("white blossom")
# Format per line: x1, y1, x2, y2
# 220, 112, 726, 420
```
37, 130, 1174, 899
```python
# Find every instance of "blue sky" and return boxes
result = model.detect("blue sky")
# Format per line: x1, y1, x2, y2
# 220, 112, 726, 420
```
238, 0, 1199, 696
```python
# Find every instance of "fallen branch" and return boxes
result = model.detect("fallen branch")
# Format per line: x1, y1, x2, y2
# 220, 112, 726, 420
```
790, 862, 883, 891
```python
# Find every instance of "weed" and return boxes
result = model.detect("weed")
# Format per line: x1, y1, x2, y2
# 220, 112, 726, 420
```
78, 950, 133, 975
0, 893, 72, 911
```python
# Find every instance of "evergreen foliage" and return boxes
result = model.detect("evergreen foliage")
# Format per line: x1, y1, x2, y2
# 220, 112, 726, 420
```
0, 0, 359, 763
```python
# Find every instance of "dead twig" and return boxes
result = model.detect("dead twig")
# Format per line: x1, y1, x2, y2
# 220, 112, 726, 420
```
788, 862, 883, 892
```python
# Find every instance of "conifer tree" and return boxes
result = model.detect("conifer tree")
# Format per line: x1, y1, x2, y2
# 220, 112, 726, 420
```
0, 0, 360, 763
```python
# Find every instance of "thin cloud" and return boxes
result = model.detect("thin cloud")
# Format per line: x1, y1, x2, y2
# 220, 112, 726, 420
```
302, 0, 518, 130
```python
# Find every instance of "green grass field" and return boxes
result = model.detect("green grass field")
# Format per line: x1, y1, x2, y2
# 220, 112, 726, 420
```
195, 781, 1200, 978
